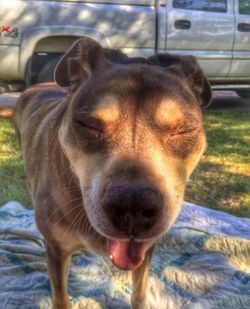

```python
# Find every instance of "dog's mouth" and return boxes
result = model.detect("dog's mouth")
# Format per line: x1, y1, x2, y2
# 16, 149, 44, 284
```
108, 238, 146, 270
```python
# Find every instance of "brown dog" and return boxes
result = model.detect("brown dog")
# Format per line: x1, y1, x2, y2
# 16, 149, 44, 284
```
14, 37, 211, 308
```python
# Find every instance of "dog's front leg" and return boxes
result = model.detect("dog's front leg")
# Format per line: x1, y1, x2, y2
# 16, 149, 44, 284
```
46, 242, 72, 309
131, 245, 155, 309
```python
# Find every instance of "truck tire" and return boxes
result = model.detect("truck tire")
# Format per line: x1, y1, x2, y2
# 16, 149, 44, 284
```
36, 55, 62, 84
236, 90, 250, 99
25, 59, 34, 87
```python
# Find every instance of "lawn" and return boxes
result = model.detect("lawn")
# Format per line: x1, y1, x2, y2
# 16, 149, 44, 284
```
0, 119, 30, 207
0, 110, 249, 217
186, 110, 250, 217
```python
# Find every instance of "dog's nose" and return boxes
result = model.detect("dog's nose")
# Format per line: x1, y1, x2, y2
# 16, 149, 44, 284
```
102, 185, 164, 236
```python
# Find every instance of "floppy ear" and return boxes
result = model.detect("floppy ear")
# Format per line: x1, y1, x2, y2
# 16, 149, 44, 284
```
148, 54, 212, 108
54, 37, 108, 90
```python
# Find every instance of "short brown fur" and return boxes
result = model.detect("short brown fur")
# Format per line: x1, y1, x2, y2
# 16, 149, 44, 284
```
14, 37, 212, 308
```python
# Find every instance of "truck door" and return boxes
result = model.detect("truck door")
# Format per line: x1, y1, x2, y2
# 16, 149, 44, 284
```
165, 0, 234, 79
229, 0, 250, 80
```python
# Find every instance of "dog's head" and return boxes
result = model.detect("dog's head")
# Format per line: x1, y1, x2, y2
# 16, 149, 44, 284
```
55, 37, 211, 270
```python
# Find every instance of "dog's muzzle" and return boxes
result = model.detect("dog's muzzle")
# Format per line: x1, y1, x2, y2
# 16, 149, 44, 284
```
101, 184, 164, 270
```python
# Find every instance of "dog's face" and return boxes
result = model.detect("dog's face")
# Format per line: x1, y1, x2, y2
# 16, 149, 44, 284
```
55, 38, 211, 270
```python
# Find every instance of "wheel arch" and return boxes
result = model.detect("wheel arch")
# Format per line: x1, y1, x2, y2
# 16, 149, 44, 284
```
20, 26, 110, 81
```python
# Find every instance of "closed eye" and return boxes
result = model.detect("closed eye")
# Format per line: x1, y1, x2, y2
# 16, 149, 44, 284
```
169, 127, 201, 137
74, 118, 104, 134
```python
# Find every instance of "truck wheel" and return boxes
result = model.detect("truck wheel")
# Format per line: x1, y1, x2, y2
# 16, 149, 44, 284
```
25, 59, 34, 87
236, 90, 250, 99
36, 56, 62, 84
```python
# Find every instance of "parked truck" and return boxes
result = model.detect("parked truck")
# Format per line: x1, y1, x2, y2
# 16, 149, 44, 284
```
1, 0, 250, 97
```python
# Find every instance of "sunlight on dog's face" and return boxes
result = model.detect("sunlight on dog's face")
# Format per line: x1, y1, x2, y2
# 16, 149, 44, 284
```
58, 63, 207, 242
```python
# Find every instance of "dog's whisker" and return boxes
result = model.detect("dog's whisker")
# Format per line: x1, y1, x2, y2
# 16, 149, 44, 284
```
59, 185, 90, 195
46, 195, 84, 223
52, 203, 83, 226
74, 214, 84, 239
83, 219, 92, 241
79, 215, 92, 243
60, 197, 83, 208
46, 199, 82, 223
68, 216, 81, 240
76, 215, 82, 234
46, 207, 61, 223
62, 210, 82, 240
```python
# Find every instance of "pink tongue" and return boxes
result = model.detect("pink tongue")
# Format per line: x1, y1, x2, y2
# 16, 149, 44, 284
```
109, 239, 146, 270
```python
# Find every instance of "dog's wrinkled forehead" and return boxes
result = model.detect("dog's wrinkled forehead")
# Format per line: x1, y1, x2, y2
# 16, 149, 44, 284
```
73, 62, 185, 106
71, 65, 203, 131
54, 37, 212, 110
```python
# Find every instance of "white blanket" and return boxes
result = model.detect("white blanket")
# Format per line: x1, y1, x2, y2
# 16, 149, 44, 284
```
0, 201, 249, 309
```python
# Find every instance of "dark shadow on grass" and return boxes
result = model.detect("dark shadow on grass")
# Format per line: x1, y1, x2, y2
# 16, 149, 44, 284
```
209, 91, 250, 112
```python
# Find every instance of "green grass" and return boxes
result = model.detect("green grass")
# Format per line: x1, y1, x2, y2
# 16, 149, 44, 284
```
0, 111, 249, 217
185, 111, 250, 217
0, 119, 30, 206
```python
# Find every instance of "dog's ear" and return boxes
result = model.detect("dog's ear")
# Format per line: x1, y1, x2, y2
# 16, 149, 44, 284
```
148, 54, 212, 108
54, 37, 108, 90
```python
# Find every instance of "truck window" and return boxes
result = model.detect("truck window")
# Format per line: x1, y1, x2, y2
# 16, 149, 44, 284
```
239, 0, 250, 14
173, 0, 227, 13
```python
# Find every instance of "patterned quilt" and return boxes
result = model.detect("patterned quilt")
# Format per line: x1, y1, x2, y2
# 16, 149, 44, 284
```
0, 201, 249, 309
